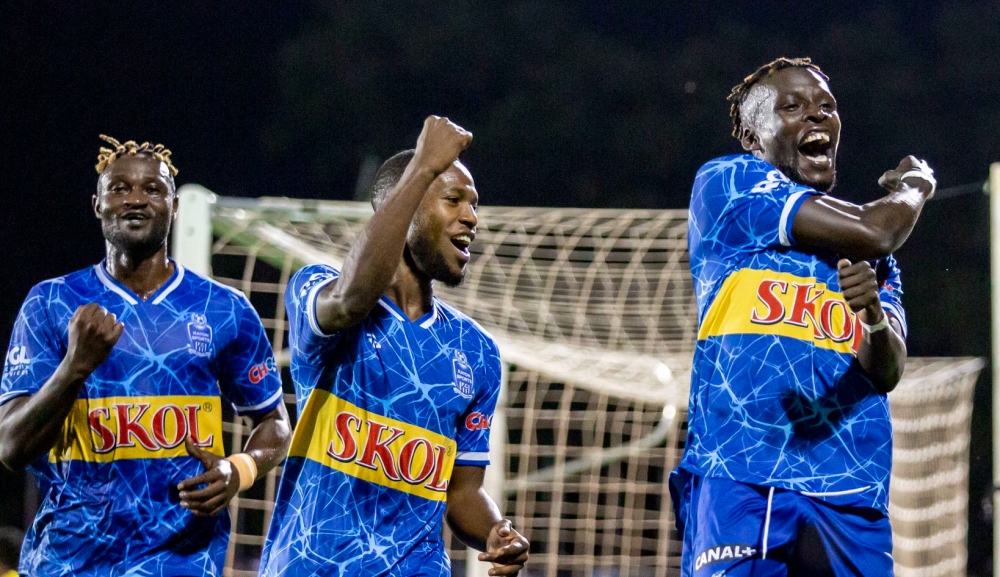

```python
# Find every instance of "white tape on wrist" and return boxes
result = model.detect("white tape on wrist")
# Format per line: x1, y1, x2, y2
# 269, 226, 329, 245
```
226, 453, 258, 491
899, 170, 937, 197
860, 315, 890, 334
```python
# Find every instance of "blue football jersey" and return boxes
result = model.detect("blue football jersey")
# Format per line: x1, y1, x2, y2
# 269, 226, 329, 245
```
676, 154, 906, 514
1, 261, 283, 576
259, 264, 502, 577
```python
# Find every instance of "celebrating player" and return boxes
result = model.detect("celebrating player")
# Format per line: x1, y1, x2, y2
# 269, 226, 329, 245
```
0, 136, 291, 576
670, 57, 936, 576
259, 116, 529, 576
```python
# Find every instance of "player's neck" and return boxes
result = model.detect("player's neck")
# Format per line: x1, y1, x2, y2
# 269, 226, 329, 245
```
104, 245, 175, 301
385, 259, 434, 322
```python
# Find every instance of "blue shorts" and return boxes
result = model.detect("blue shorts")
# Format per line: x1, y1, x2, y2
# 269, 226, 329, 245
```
672, 474, 894, 577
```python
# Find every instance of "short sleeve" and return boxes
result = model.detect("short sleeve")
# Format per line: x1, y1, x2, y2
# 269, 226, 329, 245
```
215, 296, 284, 417
1, 284, 64, 407
285, 264, 344, 360
454, 338, 502, 466
693, 156, 821, 254
876, 255, 907, 339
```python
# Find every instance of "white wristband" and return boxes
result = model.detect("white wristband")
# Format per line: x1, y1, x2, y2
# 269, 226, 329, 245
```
860, 315, 890, 334
899, 170, 937, 197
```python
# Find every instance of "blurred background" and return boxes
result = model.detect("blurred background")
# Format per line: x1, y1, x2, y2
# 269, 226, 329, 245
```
1, 1, 998, 574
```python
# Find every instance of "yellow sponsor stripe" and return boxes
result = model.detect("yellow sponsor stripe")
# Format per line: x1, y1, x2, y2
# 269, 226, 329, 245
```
698, 268, 859, 354
50, 395, 224, 463
290, 389, 456, 502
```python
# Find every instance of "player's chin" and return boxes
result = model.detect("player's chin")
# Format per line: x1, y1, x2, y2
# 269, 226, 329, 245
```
795, 161, 836, 192
107, 230, 164, 252
438, 266, 467, 288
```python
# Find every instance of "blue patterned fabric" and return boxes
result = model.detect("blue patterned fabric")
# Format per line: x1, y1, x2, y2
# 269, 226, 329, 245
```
259, 264, 502, 577
1, 261, 283, 576
673, 154, 906, 514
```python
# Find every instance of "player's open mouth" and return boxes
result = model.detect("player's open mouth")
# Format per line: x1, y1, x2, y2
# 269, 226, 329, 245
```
451, 234, 473, 259
798, 131, 833, 168
122, 212, 150, 222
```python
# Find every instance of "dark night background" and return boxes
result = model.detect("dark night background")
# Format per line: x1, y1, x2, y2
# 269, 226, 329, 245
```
2, 1, 998, 573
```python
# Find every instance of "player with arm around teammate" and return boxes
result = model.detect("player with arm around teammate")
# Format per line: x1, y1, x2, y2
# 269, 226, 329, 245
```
259, 116, 529, 577
669, 57, 936, 576
0, 136, 292, 576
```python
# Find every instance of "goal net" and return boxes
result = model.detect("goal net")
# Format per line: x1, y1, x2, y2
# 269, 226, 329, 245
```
183, 190, 984, 577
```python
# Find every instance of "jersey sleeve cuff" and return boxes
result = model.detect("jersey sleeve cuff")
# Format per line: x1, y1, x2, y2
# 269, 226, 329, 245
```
778, 189, 820, 247
454, 450, 491, 466
232, 388, 284, 417
306, 275, 339, 338
881, 303, 908, 339
0, 389, 32, 408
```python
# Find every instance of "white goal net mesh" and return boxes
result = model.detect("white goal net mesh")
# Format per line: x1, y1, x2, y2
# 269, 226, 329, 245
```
202, 196, 983, 577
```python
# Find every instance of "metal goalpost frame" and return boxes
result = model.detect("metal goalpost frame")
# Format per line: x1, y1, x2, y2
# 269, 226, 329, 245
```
172, 184, 215, 276
991, 162, 1000, 577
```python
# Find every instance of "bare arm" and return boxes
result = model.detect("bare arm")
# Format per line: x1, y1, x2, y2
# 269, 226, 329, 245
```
837, 260, 906, 393
792, 156, 935, 261
446, 465, 529, 576
0, 304, 122, 470
178, 403, 292, 517
315, 116, 473, 334
240, 402, 291, 475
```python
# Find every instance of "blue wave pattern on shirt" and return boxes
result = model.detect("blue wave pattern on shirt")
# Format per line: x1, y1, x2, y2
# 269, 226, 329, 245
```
260, 264, 502, 577
1, 262, 282, 576
677, 154, 906, 513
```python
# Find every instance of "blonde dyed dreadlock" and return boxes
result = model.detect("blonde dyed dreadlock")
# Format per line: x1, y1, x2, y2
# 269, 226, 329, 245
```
727, 57, 827, 140
95, 134, 178, 177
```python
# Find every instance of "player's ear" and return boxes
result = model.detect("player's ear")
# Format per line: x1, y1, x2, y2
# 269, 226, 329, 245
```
92, 194, 101, 218
739, 127, 761, 153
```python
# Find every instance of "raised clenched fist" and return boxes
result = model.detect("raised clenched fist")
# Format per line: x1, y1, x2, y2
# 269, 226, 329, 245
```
65, 303, 124, 377
836, 259, 883, 325
877, 155, 935, 197
413, 115, 473, 176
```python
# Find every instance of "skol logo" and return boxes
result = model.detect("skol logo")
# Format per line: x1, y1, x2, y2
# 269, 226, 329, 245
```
465, 412, 491, 432
248, 357, 277, 384
326, 412, 452, 491
50, 396, 223, 463
88, 403, 215, 454
697, 269, 868, 355
290, 390, 456, 501
750, 279, 862, 351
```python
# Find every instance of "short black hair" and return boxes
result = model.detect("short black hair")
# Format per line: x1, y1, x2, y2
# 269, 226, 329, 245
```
370, 149, 416, 211
728, 57, 828, 140
0, 526, 24, 570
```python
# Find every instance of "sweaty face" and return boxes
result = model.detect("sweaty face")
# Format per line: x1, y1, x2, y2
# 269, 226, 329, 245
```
741, 67, 841, 192
93, 154, 177, 256
405, 161, 479, 288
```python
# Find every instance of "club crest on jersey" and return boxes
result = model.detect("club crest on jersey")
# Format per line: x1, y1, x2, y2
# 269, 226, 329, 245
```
452, 350, 474, 399
187, 314, 213, 357
4, 345, 30, 379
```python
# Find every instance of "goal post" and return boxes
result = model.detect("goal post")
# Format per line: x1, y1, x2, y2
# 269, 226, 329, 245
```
173, 189, 986, 576
991, 161, 1000, 577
